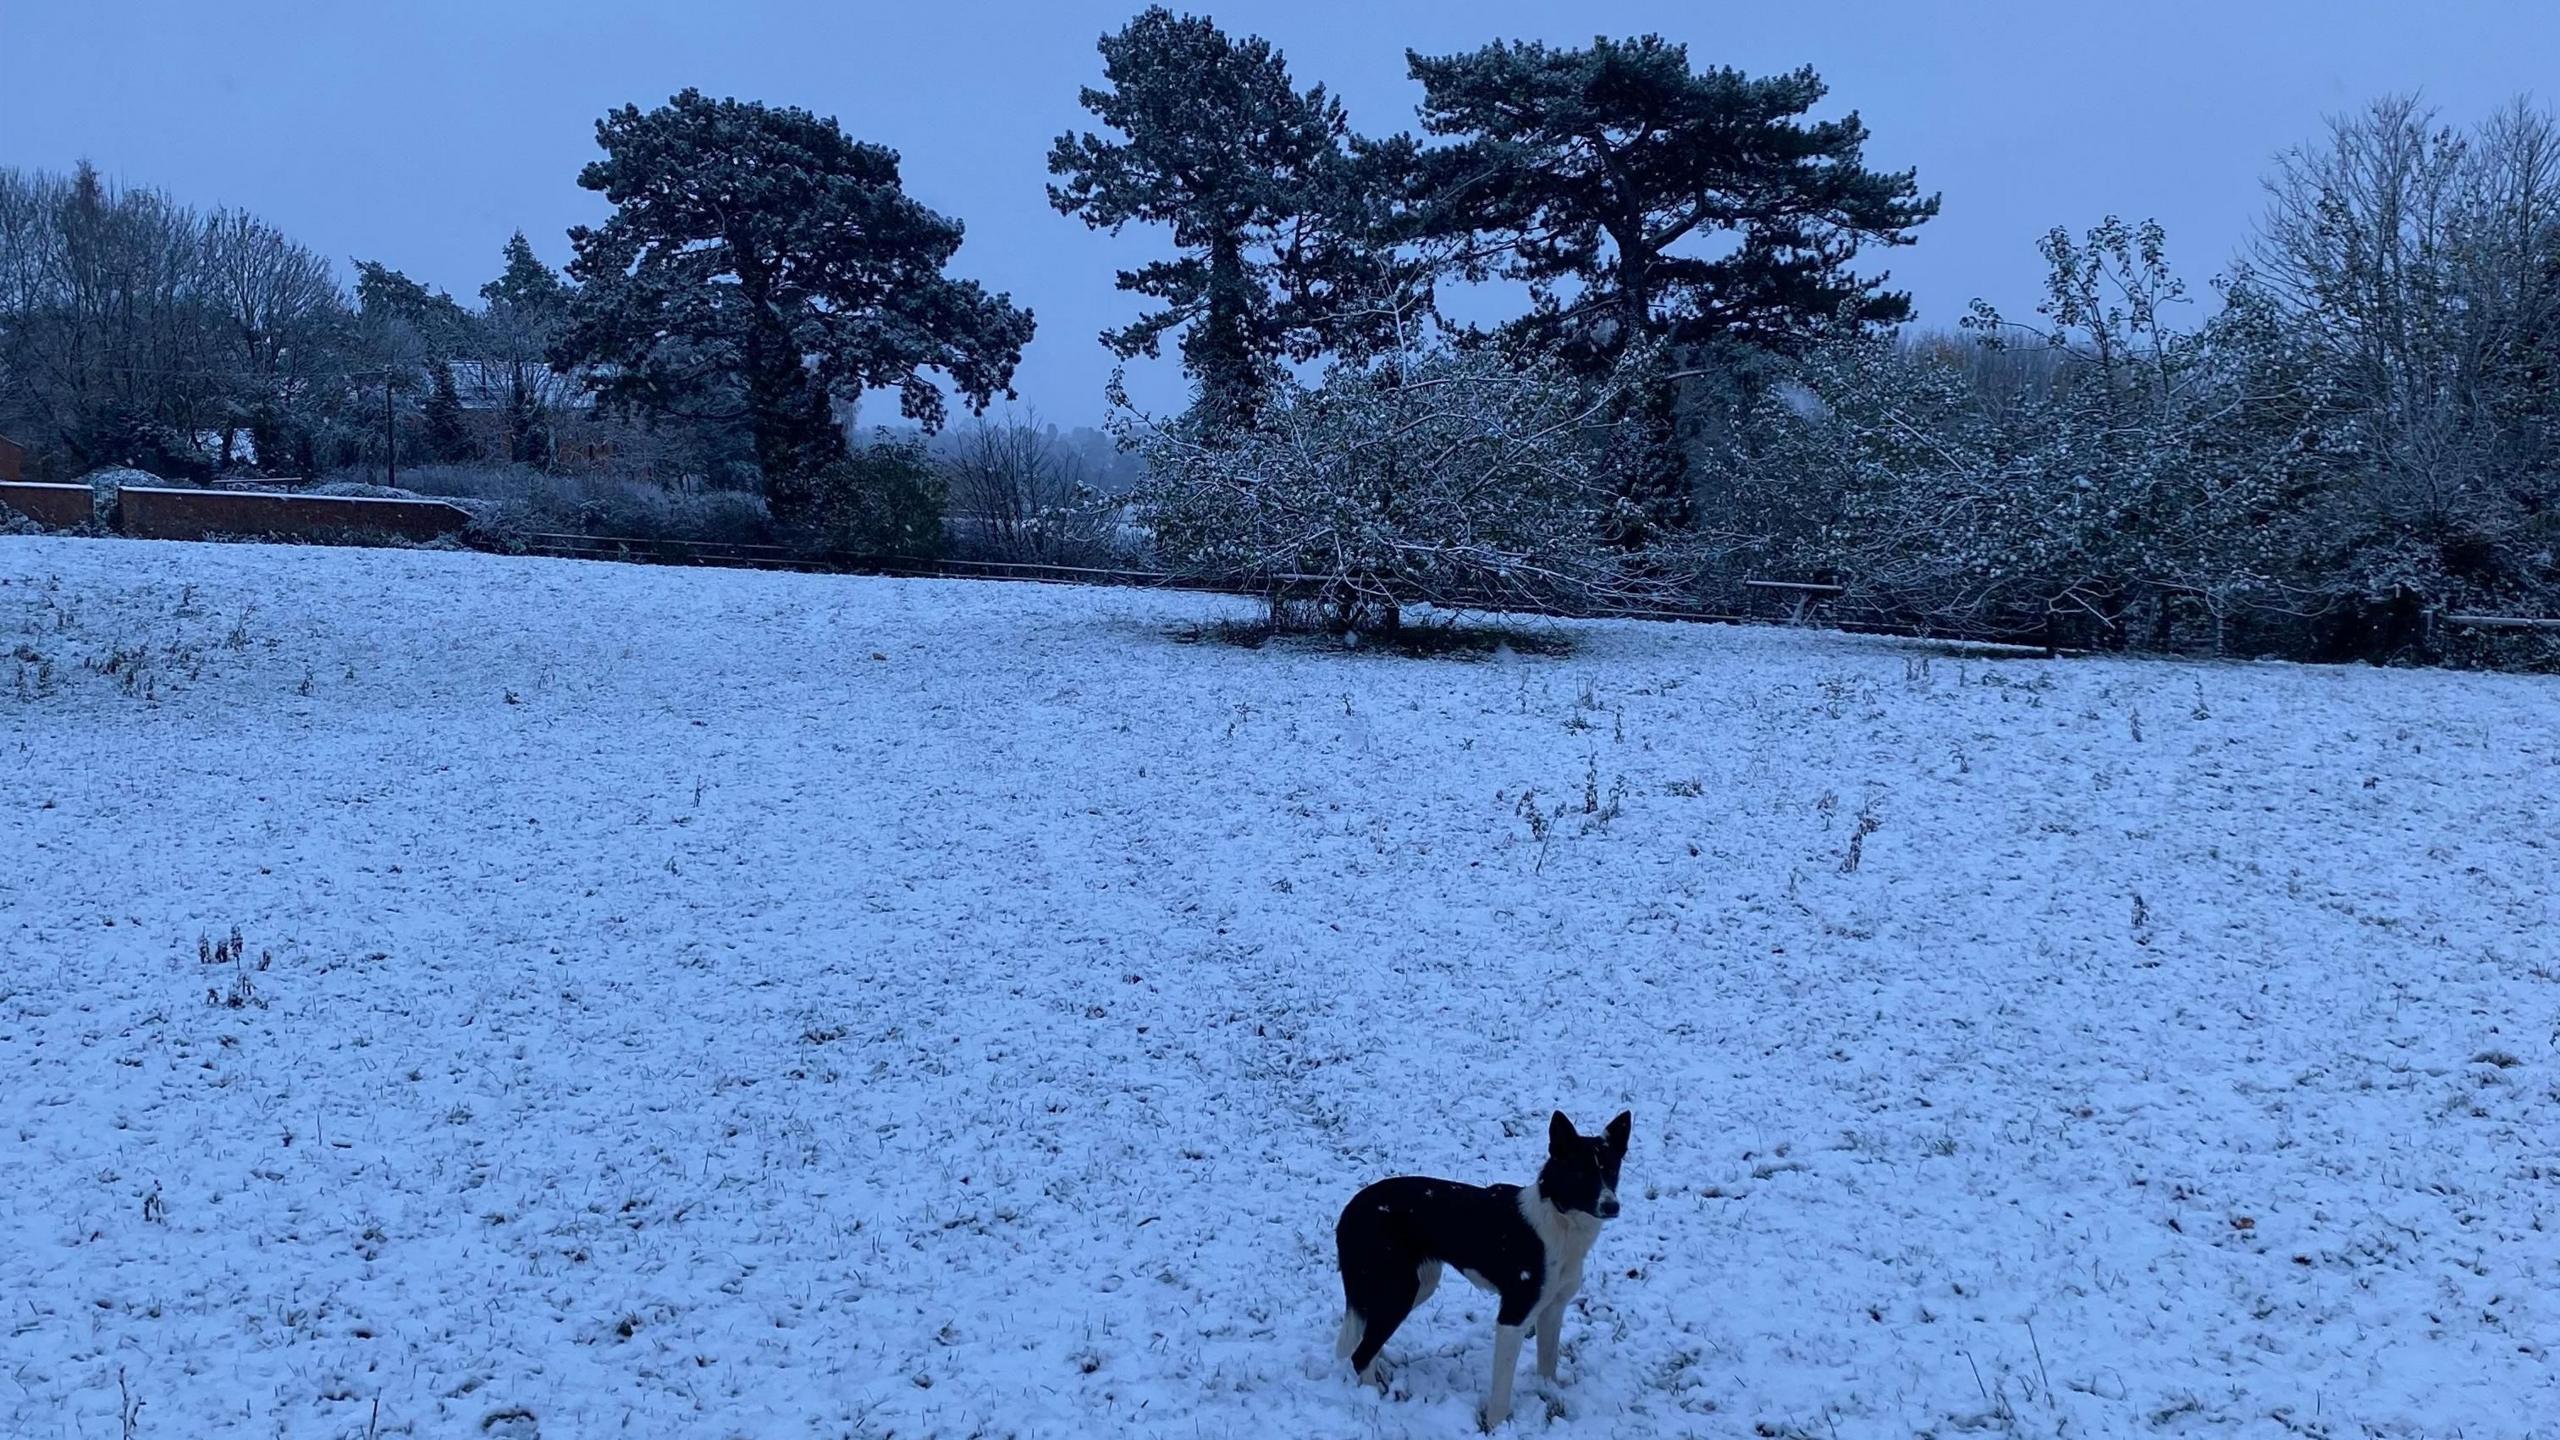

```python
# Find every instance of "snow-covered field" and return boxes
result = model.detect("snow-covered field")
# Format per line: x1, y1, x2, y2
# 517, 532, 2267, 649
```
4, 534, 2555, 1439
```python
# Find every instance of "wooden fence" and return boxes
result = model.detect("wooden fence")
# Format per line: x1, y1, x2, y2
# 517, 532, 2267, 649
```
498, 531, 2072, 651
2441, 612, 2560, 632
500, 535, 2556, 659
12, 496, 2544, 659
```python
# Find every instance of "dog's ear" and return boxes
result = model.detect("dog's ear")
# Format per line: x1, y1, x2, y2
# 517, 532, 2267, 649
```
1548, 1110, 1577, 1149
1603, 1111, 1632, 1153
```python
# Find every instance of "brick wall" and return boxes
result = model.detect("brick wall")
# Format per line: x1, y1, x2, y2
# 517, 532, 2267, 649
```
0, 483, 93, 528
116, 487, 471, 542
2, 481, 469, 543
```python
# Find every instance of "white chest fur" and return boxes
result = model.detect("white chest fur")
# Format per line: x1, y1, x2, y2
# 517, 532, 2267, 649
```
1516, 1184, 1603, 1307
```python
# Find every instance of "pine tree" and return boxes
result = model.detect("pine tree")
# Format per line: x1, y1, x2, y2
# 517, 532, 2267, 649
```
1406, 37, 1937, 357
558, 90, 1035, 525
420, 360, 476, 463
1402, 36, 1938, 542
481, 233, 569, 466
1049, 8, 1396, 427
484, 232, 567, 317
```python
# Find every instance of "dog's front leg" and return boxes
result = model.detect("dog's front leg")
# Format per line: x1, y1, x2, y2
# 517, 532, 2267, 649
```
1535, 1299, 1563, 1381
1481, 1324, 1525, 1430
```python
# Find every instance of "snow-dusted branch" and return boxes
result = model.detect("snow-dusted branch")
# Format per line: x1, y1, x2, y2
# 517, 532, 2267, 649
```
1115, 343, 1666, 631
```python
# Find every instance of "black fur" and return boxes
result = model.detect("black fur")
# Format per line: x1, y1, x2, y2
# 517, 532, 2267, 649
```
1530, 1109, 1627, 1222
1334, 1110, 1630, 1380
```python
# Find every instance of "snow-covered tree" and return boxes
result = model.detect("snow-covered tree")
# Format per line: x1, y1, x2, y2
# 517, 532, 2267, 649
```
419, 359, 478, 463
1724, 220, 2306, 647
2250, 95, 2560, 623
1119, 333, 1659, 632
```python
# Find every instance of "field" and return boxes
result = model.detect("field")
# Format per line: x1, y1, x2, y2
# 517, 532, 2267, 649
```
4, 534, 2555, 1438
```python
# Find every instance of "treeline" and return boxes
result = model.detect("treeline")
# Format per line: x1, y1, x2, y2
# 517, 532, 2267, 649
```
0, 165, 352, 479
1708, 99, 2560, 661
0, 164, 647, 484
3, 9, 2554, 664
1044, 19, 2558, 661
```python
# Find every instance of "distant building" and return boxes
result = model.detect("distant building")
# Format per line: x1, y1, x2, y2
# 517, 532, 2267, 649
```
194, 430, 257, 466
443, 361, 628, 472
445, 361, 598, 414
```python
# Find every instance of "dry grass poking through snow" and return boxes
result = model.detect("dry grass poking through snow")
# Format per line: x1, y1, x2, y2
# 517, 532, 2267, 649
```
3, 534, 2556, 1438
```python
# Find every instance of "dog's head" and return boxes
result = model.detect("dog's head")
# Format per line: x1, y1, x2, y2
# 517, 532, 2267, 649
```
1541, 1110, 1632, 1220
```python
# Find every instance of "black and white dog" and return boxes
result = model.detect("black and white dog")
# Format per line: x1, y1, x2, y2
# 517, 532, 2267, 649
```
1334, 1110, 1632, 1429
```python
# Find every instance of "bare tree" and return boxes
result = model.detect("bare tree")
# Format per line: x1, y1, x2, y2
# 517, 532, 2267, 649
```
2250, 95, 2560, 611
939, 411, 1115, 564
200, 207, 346, 469
0, 165, 226, 475
0, 166, 375, 481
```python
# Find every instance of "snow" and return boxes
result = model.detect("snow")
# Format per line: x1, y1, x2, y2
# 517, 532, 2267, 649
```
4, 533, 2555, 1439
74, 467, 159, 491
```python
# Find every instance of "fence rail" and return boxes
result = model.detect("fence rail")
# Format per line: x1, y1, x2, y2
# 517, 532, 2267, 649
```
498, 531, 2068, 652
2441, 612, 2560, 632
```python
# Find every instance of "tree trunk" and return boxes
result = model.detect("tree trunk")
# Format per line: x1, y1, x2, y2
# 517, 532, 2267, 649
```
1604, 368, 1689, 549
741, 299, 844, 528
2099, 584, 2130, 651
1193, 232, 1257, 429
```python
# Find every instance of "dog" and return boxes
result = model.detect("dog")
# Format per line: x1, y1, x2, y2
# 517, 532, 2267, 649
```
1333, 1110, 1631, 1429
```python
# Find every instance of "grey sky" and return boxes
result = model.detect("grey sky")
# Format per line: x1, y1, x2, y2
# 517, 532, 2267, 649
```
4, 0, 2553, 422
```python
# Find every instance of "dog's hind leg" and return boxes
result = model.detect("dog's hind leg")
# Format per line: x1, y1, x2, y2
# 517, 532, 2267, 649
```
1334, 1308, 1363, 1361
1344, 1269, 1422, 1382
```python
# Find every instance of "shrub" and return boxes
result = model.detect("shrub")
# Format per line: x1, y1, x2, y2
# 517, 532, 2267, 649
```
375, 463, 783, 548
800, 434, 946, 557
939, 414, 1120, 566
1122, 343, 1658, 633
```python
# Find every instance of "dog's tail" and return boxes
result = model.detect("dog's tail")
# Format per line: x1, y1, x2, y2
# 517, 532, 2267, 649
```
1333, 1308, 1363, 1360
